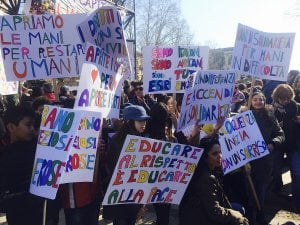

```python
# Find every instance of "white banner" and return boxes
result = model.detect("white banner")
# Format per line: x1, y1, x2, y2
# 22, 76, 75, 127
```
60, 110, 102, 184
30, 105, 101, 199
76, 6, 132, 78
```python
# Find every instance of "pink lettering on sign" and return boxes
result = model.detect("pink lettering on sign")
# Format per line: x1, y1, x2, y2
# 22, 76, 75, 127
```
152, 48, 173, 58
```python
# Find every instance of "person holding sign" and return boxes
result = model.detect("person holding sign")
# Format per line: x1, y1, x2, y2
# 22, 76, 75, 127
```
147, 102, 177, 225
179, 137, 249, 225
248, 92, 285, 224
103, 105, 151, 225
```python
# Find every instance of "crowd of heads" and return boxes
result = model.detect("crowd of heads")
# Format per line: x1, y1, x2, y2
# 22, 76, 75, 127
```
1, 69, 300, 146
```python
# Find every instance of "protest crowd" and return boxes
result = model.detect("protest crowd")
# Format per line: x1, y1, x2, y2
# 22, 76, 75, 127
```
0, 2, 299, 225
1, 73, 300, 225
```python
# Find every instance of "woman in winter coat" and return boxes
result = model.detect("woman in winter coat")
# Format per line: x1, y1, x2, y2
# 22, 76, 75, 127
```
179, 136, 249, 225
249, 91, 285, 224
103, 105, 150, 225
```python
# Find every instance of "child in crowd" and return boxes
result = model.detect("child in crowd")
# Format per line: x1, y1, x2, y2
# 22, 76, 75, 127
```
103, 104, 150, 225
0, 105, 44, 225
248, 92, 285, 224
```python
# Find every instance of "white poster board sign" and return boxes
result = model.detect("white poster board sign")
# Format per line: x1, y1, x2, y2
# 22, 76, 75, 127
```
30, 105, 101, 199
219, 110, 270, 174
177, 70, 236, 131
231, 23, 295, 81
143, 46, 209, 93
30, 105, 83, 199
103, 135, 203, 205
60, 110, 102, 184
0, 13, 87, 81
76, 6, 132, 78
0, 63, 18, 95
74, 44, 123, 118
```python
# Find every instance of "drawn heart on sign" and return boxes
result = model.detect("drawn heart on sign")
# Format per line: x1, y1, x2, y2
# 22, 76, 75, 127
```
91, 69, 98, 83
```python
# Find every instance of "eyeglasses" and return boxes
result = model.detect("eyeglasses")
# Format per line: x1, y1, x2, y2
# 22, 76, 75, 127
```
135, 87, 143, 91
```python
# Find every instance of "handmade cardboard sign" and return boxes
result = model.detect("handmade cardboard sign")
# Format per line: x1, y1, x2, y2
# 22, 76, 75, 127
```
102, 135, 203, 205
231, 23, 295, 81
74, 44, 123, 118
0, 13, 87, 81
143, 46, 209, 93
30, 105, 83, 199
177, 70, 236, 131
77, 6, 128, 58
60, 110, 102, 184
30, 105, 101, 199
218, 110, 269, 174
76, 6, 132, 78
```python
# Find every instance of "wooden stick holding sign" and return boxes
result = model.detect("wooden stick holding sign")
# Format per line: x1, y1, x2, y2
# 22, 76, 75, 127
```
247, 77, 256, 108
245, 76, 261, 211
93, 129, 104, 183
52, 79, 59, 102
172, 93, 177, 114
43, 200, 47, 225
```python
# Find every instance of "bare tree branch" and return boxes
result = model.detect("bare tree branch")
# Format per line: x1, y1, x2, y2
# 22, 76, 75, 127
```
0, 0, 21, 14
136, 0, 194, 50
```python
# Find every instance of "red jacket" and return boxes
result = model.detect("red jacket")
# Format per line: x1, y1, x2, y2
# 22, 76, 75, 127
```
44, 93, 56, 102
60, 182, 101, 208
60, 143, 108, 209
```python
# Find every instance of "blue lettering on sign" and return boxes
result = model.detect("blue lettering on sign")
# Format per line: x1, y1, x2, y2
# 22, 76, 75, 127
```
149, 79, 171, 92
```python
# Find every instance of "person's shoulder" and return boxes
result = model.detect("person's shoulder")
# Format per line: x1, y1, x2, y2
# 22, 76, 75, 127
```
7, 140, 36, 153
285, 100, 298, 117
198, 169, 216, 182
294, 101, 300, 110
195, 170, 219, 192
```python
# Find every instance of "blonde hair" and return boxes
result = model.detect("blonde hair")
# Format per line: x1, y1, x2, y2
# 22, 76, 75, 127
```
271, 84, 295, 102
